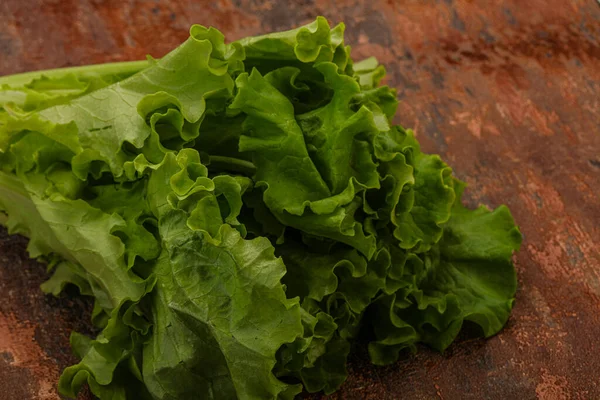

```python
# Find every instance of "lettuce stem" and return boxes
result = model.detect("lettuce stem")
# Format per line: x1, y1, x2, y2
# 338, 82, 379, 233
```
208, 156, 257, 176
0, 60, 149, 87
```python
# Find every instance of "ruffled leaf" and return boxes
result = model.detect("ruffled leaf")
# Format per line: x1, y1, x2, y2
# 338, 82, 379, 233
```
368, 182, 521, 363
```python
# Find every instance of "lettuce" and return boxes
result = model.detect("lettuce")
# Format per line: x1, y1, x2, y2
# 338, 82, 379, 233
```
0, 17, 521, 399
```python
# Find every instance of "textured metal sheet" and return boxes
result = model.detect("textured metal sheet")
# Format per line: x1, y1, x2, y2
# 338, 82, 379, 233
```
1, 1, 599, 399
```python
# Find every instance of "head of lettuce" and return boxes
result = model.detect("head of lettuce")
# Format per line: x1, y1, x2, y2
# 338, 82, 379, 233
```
0, 17, 521, 400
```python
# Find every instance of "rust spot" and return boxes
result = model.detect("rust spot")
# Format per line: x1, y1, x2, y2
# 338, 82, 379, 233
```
450, 9, 465, 32
0, 352, 13, 363
355, 11, 394, 47
536, 369, 570, 400
0, 313, 59, 400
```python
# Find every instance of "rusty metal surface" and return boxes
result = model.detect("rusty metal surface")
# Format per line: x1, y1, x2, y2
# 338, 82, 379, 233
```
1, 1, 600, 399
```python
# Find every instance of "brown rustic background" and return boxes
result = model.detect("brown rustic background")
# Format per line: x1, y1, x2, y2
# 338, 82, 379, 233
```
1, 0, 600, 399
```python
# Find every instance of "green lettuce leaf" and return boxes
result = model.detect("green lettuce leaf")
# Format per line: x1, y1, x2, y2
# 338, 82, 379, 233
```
231, 68, 377, 257
368, 181, 521, 364
237, 16, 351, 75
0, 60, 148, 114
1, 25, 242, 180
141, 151, 303, 400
